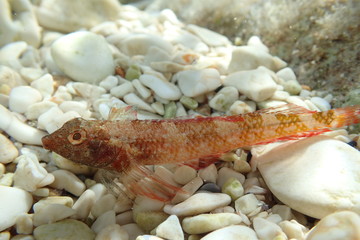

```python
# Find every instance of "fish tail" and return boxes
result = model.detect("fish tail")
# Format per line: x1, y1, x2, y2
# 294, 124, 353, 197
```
330, 105, 360, 128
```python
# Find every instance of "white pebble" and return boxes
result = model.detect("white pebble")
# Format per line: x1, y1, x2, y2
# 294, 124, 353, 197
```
198, 164, 218, 183
234, 194, 260, 215
25, 101, 57, 120
253, 217, 287, 240
33, 196, 73, 212
72, 82, 106, 101
171, 176, 203, 204
122, 223, 144, 240
201, 225, 258, 240
30, 74, 54, 97
15, 213, 33, 235
72, 189, 96, 220
124, 93, 155, 113
285, 96, 308, 109
155, 215, 183, 240
110, 81, 134, 98
310, 97, 331, 111
9, 86, 42, 113
99, 75, 118, 91
151, 102, 165, 115
91, 194, 117, 218
278, 220, 308, 240
91, 210, 116, 234
49, 170, 85, 196
59, 100, 91, 118
176, 69, 221, 97
227, 46, 286, 73
0, 186, 33, 232
51, 31, 114, 83
253, 136, 360, 219
13, 154, 54, 192
227, 100, 255, 115
139, 74, 182, 100
115, 210, 133, 225
164, 193, 231, 217
0, 133, 18, 164
95, 224, 129, 240
33, 204, 76, 226
224, 67, 277, 102
89, 183, 108, 201
217, 167, 245, 188
173, 165, 197, 185
209, 86, 239, 112
132, 79, 151, 99
187, 24, 230, 47
247, 36, 269, 53
272, 204, 292, 221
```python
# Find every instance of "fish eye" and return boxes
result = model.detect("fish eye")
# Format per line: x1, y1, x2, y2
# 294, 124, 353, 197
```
68, 130, 87, 145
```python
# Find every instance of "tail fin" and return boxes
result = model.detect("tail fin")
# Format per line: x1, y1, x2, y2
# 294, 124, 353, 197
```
331, 105, 360, 128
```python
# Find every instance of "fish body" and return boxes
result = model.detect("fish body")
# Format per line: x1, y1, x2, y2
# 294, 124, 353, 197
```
42, 104, 360, 200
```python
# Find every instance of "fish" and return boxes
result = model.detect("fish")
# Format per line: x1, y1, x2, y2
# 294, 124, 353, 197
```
42, 104, 360, 201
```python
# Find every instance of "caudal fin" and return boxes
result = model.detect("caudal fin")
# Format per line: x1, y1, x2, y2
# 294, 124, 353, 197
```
331, 105, 360, 128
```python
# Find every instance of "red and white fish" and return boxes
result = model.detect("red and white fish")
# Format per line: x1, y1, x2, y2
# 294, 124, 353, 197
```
42, 104, 360, 201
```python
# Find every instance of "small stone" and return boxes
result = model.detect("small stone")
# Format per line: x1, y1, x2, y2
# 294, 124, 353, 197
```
125, 65, 141, 81
116, 210, 133, 225
173, 165, 197, 185
99, 75, 118, 91
122, 223, 144, 240
278, 220, 308, 240
144, 46, 172, 65
134, 211, 169, 233
13, 154, 54, 192
198, 183, 221, 193
198, 164, 217, 183
187, 24, 230, 47
155, 215, 184, 240
95, 224, 129, 240
164, 193, 231, 217
92, 210, 116, 234
15, 213, 33, 235
72, 189, 96, 220
30, 74, 54, 98
49, 169, 85, 196
217, 167, 245, 188
0, 133, 18, 164
25, 101, 57, 120
224, 67, 277, 102
221, 177, 244, 201
209, 86, 239, 112
271, 205, 292, 221
124, 93, 155, 113
310, 97, 331, 111
227, 100, 255, 115
253, 136, 360, 219
33, 204, 76, 226
33, 219, 95, 240
276, 67, 302, 95
51, 31, 114, 83
247, 36, 269, 53
234, 194, 259, 215
139, 74, 182, 101
163, 101, 177, 119
182, 213, 242, 234
0, 186, 33, 231
9, 86, 42, 113
271, 90, 290, 101
179, 96, 198, 110
59, 100, 91, 119
171, 176, 203, 204
227, 46, 286, 73
285, 96, 308, 109
52, 152, 94, 175
91, 194, 117, 218
253, 217, 287, 240
33, 196, 73, 213
176, 69, 221, 97
132, 79, 151, 99
306, 211, 360, 240
201, 225, 258, 240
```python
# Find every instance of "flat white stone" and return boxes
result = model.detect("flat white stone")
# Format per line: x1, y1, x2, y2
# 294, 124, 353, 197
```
306, 211, 360, 240
0, 186, 33, 231
9, 86, 42, 113
234, 194, 259, 215
187, 24, 231, 47
33, 196, 74, 213
227, 46, 286, 73
155, 215, 184, 240
164, 193, 231, 217
51, 31, 114, 83
253, 135, 360, 218
30, 74, 54, 98
33, 204, 76, 226
176, 69, 221, 97
209, 86, 239, 112
139, 74, 182, 100
278, 220, 308, 240
224, 67, 277, 102
253, 217, 287, 240
91, 194, 117, 218
72, 189, 96, 220
49, 170, 86, 196
182, 213, 242, 234
25, 101, 57, 120
201, 225, 258, 240
110, 81, 134, 98
0, 133, 18, 164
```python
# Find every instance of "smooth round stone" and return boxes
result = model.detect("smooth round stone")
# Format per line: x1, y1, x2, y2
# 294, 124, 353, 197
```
139, 74, 182, 101
176, 69, 221, 97
33, 219, 95, 240
51, 31, 114, 83
182, 213, 242, 234
9, 86, 42, 113
252, 135, 360, 219
227, 46, 286, 73
0, 186, 33, 231
155, 215, 183, 240
306, 211, 360, 240
224, 67, 277, 102
0, 133, 18, 163
164, 193, 231, 217
201, 225, 258, 240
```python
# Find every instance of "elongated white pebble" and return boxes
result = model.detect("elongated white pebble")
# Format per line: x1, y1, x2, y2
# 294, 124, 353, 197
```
91, 194, 117, 218
33, 196, 74, 212
0, 105, 47, 145
124, 93, 155, 113
33, 204, 76, 226
89, 183, 108, 201
49, 170, 86, 196
72, 189, 96, 220
91, 210, 116, 234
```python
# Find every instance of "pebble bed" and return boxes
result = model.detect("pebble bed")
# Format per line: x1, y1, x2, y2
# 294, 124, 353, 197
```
1, 1, 360, 240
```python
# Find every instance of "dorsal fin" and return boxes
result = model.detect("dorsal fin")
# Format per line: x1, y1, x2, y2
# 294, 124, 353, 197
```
108, 105, 138, 121
255, 103, 316, 115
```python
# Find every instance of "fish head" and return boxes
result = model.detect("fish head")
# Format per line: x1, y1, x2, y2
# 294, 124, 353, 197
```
42, 118, 118, 169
